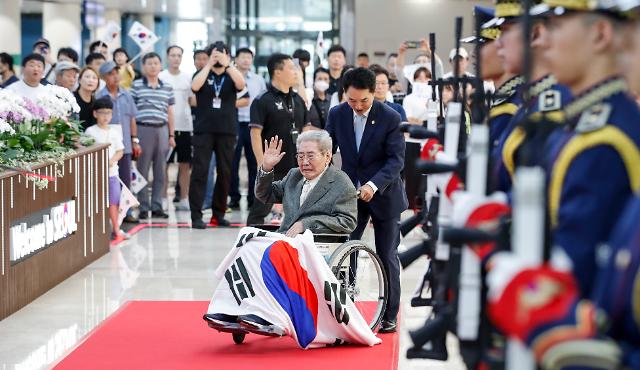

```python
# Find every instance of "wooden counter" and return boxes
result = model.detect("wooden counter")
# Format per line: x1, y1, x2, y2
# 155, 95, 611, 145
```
0, 144, 110, 320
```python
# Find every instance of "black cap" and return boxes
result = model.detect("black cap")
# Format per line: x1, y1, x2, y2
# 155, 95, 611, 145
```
33, 38, 50, 49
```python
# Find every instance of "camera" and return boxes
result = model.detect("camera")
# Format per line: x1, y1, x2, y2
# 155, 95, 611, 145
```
406, 41, 421, 49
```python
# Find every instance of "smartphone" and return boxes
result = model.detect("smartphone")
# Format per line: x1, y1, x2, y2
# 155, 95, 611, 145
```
405, 41, 421, 49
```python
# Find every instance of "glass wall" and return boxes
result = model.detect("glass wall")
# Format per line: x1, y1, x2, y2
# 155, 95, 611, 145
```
225, 0, 340, 80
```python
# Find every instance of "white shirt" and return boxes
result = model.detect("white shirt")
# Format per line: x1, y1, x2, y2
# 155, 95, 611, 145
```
6, 80, 48, 100
403, 93, 430, 121
159, 69, 194, 132
300, 166, 328, 205
85, 124, 124, 177
237, 70, 267, 122
351, 105, 378, 193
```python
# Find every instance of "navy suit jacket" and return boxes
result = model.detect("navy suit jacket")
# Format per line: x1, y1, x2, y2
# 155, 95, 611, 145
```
326, 100, 408, 220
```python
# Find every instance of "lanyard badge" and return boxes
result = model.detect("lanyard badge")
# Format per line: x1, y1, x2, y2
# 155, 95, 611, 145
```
211, 74, 226, 109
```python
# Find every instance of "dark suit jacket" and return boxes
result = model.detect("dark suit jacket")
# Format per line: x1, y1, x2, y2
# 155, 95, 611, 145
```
254, 166, 358, 234
326, 100, 408, 220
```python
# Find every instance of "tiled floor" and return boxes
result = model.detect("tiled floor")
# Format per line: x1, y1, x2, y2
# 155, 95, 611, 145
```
0, 198, 466, 370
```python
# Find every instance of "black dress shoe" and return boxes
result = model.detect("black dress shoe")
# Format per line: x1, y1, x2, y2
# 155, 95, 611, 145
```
139, 212, 149, 220
203, 313, 247, 334
192, 219, 206, 229
237, 314, 285, 337
378, 319, 397, 333
151, 210, 169, 219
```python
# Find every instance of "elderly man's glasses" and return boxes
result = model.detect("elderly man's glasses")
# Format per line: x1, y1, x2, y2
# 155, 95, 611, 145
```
296, 152, 321, 161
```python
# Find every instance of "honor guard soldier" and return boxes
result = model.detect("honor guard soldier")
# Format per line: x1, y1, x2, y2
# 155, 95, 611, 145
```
492, 0, 573, 193
535, 0, 640, 296
485, 1, 528, 152
462, 5, 523, 153
487, 2, 640, 368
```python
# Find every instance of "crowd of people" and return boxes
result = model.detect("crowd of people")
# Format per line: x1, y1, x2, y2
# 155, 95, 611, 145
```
0, 36, 468, 238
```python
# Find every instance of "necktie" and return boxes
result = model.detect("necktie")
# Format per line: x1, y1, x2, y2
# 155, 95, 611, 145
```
354, 114, 366, 151
300, 179, 311, 206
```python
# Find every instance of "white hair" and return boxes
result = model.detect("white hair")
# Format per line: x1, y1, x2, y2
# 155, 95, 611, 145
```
296, 129, 333, 153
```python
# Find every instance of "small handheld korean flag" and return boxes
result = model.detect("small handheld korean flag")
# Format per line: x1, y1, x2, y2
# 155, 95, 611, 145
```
128, 21, 159, 51
118, 178, 140, 226
130, 165, 148, 194
315, 31, 325, 65
102, 21, 121, 44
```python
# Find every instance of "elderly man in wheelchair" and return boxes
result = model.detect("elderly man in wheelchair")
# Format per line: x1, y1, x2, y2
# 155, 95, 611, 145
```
203, 130, 388, 348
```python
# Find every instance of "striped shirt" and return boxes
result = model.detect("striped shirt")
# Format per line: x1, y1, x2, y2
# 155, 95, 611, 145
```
130, 77, 175, 126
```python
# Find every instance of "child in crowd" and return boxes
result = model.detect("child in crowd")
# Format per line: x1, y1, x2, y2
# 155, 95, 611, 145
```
85, 97, 126, 240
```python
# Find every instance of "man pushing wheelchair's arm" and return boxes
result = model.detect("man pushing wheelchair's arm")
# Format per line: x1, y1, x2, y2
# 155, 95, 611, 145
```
255, 130, 358, 237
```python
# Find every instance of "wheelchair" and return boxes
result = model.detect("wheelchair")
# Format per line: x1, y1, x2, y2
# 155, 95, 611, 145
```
314, 232, 388, 331
221, 225, 389, 345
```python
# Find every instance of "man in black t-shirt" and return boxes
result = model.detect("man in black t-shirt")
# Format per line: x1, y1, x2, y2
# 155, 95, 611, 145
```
247, 53, 310, 225
189, 42, 246, 229
326, 45, 346, 96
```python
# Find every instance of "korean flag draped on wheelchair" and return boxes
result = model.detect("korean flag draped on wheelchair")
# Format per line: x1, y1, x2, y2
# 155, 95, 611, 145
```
205, 226, 382, 348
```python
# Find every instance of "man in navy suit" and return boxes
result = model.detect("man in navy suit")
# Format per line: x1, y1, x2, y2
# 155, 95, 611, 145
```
325, 67, 407, 333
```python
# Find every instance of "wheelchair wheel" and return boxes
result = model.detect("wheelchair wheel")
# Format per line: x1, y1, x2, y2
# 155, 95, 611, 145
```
328, 240, 388, 331
232, 333, 246, 344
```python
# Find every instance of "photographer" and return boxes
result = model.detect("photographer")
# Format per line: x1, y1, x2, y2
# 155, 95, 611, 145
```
189, 42, 246, 229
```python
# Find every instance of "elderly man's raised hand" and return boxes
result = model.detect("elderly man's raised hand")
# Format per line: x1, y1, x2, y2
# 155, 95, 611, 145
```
262, 135, 286, 172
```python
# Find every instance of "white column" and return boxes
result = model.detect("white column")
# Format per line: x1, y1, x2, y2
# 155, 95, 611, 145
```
43, 2, 82, 56
0, 1, 21, 63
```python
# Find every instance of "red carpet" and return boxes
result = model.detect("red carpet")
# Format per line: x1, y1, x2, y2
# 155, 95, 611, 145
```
53, 301, 399, 370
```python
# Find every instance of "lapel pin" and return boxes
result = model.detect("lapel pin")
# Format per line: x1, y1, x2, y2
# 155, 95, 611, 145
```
371, 120, 375, 125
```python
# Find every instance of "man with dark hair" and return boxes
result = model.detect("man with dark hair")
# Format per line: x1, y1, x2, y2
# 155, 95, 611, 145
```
326, 67, 407, 333
385, 53, 401, 93
327, 44, 347, 95
0, 52, 18, 88
370, 65, 407, 120
189, 41, 246, 229
160, 45, 194, 211
85, 52, 106, 70
32, 38, 55, 82
193, 49, 208, 70
57, 47, 79, 64
7, 54, 48, 99
131, 52, 176, 219
246, 53, 310, 225
229, 47, 266, 210
356, 52, 370, 68
89, 40, 109, 60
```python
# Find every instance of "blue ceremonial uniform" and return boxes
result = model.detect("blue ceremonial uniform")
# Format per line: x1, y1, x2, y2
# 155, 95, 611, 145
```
488, 75, 524, 153
591, 195, 640, 369
492, 75, 572, 193
544, 77, 640, 295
